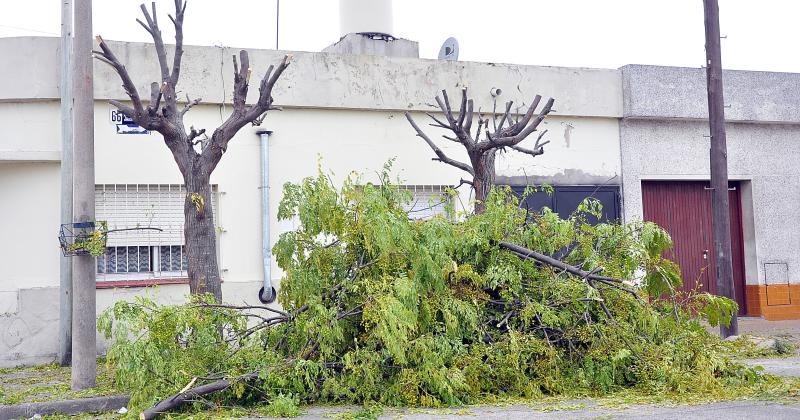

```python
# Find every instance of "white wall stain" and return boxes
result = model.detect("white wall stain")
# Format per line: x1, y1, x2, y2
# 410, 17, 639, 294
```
562, 122, 574, 148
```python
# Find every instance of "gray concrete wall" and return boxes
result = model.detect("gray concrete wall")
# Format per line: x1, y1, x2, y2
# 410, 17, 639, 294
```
0, 37, 622, 119
620, 65, 800, 286
621, 64, 800, 123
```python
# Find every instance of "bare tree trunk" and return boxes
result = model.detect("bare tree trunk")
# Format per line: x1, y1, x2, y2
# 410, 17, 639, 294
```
471, 151, 496, 214
184, 172, 222, 301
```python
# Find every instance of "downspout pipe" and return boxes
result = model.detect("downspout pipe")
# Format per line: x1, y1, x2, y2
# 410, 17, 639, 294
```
257, 129, 277, 304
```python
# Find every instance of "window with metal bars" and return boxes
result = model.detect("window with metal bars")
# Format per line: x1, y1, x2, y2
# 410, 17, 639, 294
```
96, 245, 188, 275
94, 185, 217, 280
400, 185, 452, 220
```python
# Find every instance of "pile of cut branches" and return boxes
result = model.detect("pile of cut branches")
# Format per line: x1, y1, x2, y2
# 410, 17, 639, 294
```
100, 168, 747, 419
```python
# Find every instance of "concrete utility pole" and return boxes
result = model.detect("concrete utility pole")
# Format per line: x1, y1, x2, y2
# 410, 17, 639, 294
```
59, 0, 74, 368
71, 0, 96, 389
703, 0, 738, 338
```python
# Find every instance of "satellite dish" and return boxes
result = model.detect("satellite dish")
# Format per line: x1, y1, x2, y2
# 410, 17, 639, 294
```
438, 37, 459, 61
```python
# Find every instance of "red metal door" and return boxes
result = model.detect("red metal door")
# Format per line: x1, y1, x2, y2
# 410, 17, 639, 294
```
641, 181, 747, 314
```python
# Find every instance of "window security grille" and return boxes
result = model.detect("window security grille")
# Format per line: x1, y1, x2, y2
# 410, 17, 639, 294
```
97, 246, 151, 274
401, 185, 451, 220
94, 185, 217, 279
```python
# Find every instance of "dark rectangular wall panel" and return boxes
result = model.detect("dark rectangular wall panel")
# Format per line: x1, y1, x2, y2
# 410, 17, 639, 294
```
511, 185, 621, 225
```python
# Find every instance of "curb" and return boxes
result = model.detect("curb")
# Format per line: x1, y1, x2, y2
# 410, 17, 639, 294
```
0, 395, 130, 420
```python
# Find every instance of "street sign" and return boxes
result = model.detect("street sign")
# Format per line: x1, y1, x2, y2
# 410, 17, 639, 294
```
110, 109, 149, 134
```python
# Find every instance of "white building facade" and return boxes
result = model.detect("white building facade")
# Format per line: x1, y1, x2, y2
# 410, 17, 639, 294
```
0, 36, 623, 366
4, 29, 799, 367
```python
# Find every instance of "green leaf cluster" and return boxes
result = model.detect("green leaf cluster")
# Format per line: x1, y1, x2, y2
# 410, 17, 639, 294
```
100, 167, 761, 415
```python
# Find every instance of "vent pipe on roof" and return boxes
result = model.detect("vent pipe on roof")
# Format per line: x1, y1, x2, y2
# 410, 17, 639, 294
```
339, 0, 394, 37
324, 0, 418, 58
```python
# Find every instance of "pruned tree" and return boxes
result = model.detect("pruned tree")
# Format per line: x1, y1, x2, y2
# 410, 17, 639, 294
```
93, 1, 290, 301
405, 87, 554, 214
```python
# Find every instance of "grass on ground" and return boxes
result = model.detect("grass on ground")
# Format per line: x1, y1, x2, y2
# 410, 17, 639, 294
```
0, 360, 118, 406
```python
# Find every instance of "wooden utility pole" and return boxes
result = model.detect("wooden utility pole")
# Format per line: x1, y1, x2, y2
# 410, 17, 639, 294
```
71, 0, 96, 389
703, 0, 738, 337
58, 0, 74, 368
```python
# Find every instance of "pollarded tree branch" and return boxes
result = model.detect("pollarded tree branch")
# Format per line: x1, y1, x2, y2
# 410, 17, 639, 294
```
482, 97, 554, 150
149, 82, 164, 116
93, 36, 147, 124
455, 178, 474, 189
425, 112, 451, 130
463, 98, 475, 134
182, 94, 201, 116
135, 1, 186, 117
230, 50, 251, 113
507, 95, 542, 136
187, 126, 206, 143
93, 1, 191, 131
203, 52, 291, 173
432, 88, 473, 145
496, 100, 513, 133
509, 130, 549, 157
137, 2, 170, 85
405, 112, 475, 176
168, 0, 188, 87
436, 91, 457, 128
456, 87, 468, 128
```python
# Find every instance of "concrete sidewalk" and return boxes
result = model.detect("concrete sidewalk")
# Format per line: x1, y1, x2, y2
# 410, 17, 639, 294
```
737, 318, 800, 339
399, 401, 800, 420
243, 400, 800, 419
728, 317, 800, 377
742, 357, 800, 377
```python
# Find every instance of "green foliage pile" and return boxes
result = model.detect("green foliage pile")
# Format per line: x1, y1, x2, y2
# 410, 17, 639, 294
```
100, 167, 761, 415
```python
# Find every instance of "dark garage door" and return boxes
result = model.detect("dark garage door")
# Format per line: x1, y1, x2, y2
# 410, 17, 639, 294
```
641, 181, 747, 315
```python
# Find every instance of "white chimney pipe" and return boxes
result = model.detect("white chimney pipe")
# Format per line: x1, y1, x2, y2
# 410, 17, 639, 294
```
339, 0, 394, 37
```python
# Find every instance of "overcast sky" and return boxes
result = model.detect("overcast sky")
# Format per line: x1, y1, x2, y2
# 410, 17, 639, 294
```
1, 0, 798, 72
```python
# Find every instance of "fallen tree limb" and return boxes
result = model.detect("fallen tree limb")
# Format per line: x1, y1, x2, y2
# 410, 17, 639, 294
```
140, 372, 258, 420
499, 241, 644, 302
499, 241, 622, 283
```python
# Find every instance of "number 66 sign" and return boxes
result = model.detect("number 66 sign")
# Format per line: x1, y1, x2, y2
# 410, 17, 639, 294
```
110, 110, 149, 135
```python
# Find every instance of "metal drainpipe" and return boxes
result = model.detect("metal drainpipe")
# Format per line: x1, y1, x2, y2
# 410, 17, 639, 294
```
257, 129, 276, 303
